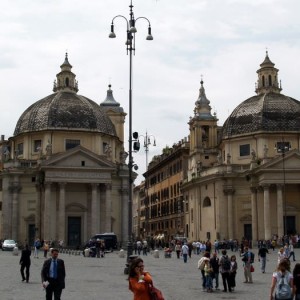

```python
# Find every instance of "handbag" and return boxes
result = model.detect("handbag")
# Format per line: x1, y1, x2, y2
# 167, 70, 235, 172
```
148, 283, 165, 300
250, 265, 254, 272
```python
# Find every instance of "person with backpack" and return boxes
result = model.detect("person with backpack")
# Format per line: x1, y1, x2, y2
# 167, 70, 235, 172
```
270, 259, 293, 300
198, 252, 210, 291
241, 246, 253, 283
219, 249, 232, 292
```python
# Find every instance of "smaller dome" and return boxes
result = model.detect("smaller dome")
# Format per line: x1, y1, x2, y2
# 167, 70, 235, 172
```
100, 84, 124, 113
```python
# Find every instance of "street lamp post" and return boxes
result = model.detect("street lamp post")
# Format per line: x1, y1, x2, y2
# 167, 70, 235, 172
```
109, 0, 153, 273
139, 132, 156, 237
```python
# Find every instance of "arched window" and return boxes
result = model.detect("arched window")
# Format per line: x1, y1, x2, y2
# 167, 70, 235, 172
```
65, 77, 69, 87
191, 208, 194, 223
203, 196, 211, 207
268, 75, 272, 86
262, 75, 265, 87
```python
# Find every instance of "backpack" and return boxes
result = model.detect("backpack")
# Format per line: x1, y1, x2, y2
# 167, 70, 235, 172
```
222, 255, 231, 271
275, 273, 292, 299
198, 257, 208, 270
250, 252, 255, 263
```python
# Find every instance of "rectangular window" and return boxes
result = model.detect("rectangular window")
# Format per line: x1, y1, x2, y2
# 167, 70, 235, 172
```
276, 141, 291, 153
66, 139, 80, 150
240, 144, 250, 156
103, 142, 108, 154
33, 140, 42, 152
17, 143, 24, 155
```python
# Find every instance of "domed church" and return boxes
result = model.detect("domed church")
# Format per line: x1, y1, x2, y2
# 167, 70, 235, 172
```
0, 54, 130, 247
183, 51, 300, 242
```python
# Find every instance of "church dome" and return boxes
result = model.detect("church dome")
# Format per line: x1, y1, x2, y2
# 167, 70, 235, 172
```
14, 54, 117, 137
14, 92, 117, 136
222, 52, 300, 138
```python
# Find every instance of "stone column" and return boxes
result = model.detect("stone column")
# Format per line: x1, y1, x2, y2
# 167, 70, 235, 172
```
277, 184, 284, 238
35, 184, 42, 238
227, 192, 233, 239
91, 184, 99, 235
251, 187, 258, 242
263, 185, 271, 240
43, 182, 52, 240
105, 184, 112, 232
10, 181, 22, 241
223, 187, 235, 239
58, 183, 66, 242
2, 177, 11, 239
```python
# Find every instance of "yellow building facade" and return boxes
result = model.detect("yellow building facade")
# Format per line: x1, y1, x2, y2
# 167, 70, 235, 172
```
0, 54, 130, 247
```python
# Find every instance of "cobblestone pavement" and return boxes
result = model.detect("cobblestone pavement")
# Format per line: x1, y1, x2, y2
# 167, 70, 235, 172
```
0, 247, 299, 300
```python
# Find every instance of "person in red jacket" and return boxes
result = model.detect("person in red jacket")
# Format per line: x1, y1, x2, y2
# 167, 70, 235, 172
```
129, 258, 152, 300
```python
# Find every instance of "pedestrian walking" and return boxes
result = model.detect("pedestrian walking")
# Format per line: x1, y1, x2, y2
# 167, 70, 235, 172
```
41, 248, 66, 300
270, 259, 293, 300
175, 242, 181, 259
288, 243, 296, 261
198, 251, 210, 291
34, 238, 41, 258
258, 242, 269, 273
210, 252, 220, 290
278, 247, 287, 264
229, 255, 238, 291
293, 263, 300, 300
219, 249, 232, 292
203, 259, 213, 292
241, 246, 253, 283
20, 244, 31, 283
43, 241, 49, 258
128, 258, 152, 300
181, 242, 189, 263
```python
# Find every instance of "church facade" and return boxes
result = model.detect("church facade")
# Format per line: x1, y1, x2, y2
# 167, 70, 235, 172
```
141, 52, 300, 244
0, 54, 130, 247
182, 52, 300, 242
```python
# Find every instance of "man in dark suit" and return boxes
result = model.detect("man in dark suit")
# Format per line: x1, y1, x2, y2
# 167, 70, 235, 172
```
20, 244, 31, 283
41, 248, 66, 300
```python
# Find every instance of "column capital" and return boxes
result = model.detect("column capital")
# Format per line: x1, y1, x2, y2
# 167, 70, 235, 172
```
261, 184, 270, 191
276, 184, 284, 190
105, 183, 112, 190
250, 186, 258, 193
223, 188, 235, 195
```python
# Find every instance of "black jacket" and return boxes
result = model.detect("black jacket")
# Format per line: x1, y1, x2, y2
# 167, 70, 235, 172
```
20, 249, 31, 265
41, 258, 66, 289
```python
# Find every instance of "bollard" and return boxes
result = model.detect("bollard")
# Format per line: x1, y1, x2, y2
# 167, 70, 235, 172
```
119, 249, 125, 258
12, 247, 19, 256
153, 249, 159, 258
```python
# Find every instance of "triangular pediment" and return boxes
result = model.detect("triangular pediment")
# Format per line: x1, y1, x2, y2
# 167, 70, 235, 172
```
258, 149, 300, 171
42, 145, 115, 170
251, 149, 300, 184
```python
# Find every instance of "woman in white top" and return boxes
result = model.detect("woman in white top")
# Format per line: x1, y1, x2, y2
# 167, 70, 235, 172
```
270, 259, 293, 300
278, 247, 287, 264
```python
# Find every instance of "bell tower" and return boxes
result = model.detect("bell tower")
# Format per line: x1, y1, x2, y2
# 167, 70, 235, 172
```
188, 79, 219, 175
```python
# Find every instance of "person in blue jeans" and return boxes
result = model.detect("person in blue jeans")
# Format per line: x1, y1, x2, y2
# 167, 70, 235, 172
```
181, 243, 189, 263
204, 259, 213, 292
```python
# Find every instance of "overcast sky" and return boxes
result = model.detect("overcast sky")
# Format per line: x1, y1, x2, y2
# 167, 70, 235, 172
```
1, 0, 300, 183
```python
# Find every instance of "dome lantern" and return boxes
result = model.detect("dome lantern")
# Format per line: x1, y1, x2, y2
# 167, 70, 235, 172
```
255, 51, 282, 95
53, 53, 79, 93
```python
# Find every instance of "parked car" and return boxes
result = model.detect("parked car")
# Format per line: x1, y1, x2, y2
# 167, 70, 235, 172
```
2, 239, 17, 251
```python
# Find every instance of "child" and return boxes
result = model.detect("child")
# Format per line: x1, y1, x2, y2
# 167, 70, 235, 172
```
204, 259, 213, 292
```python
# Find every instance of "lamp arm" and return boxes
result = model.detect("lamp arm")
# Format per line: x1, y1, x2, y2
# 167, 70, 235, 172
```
111, 15, 130, 30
